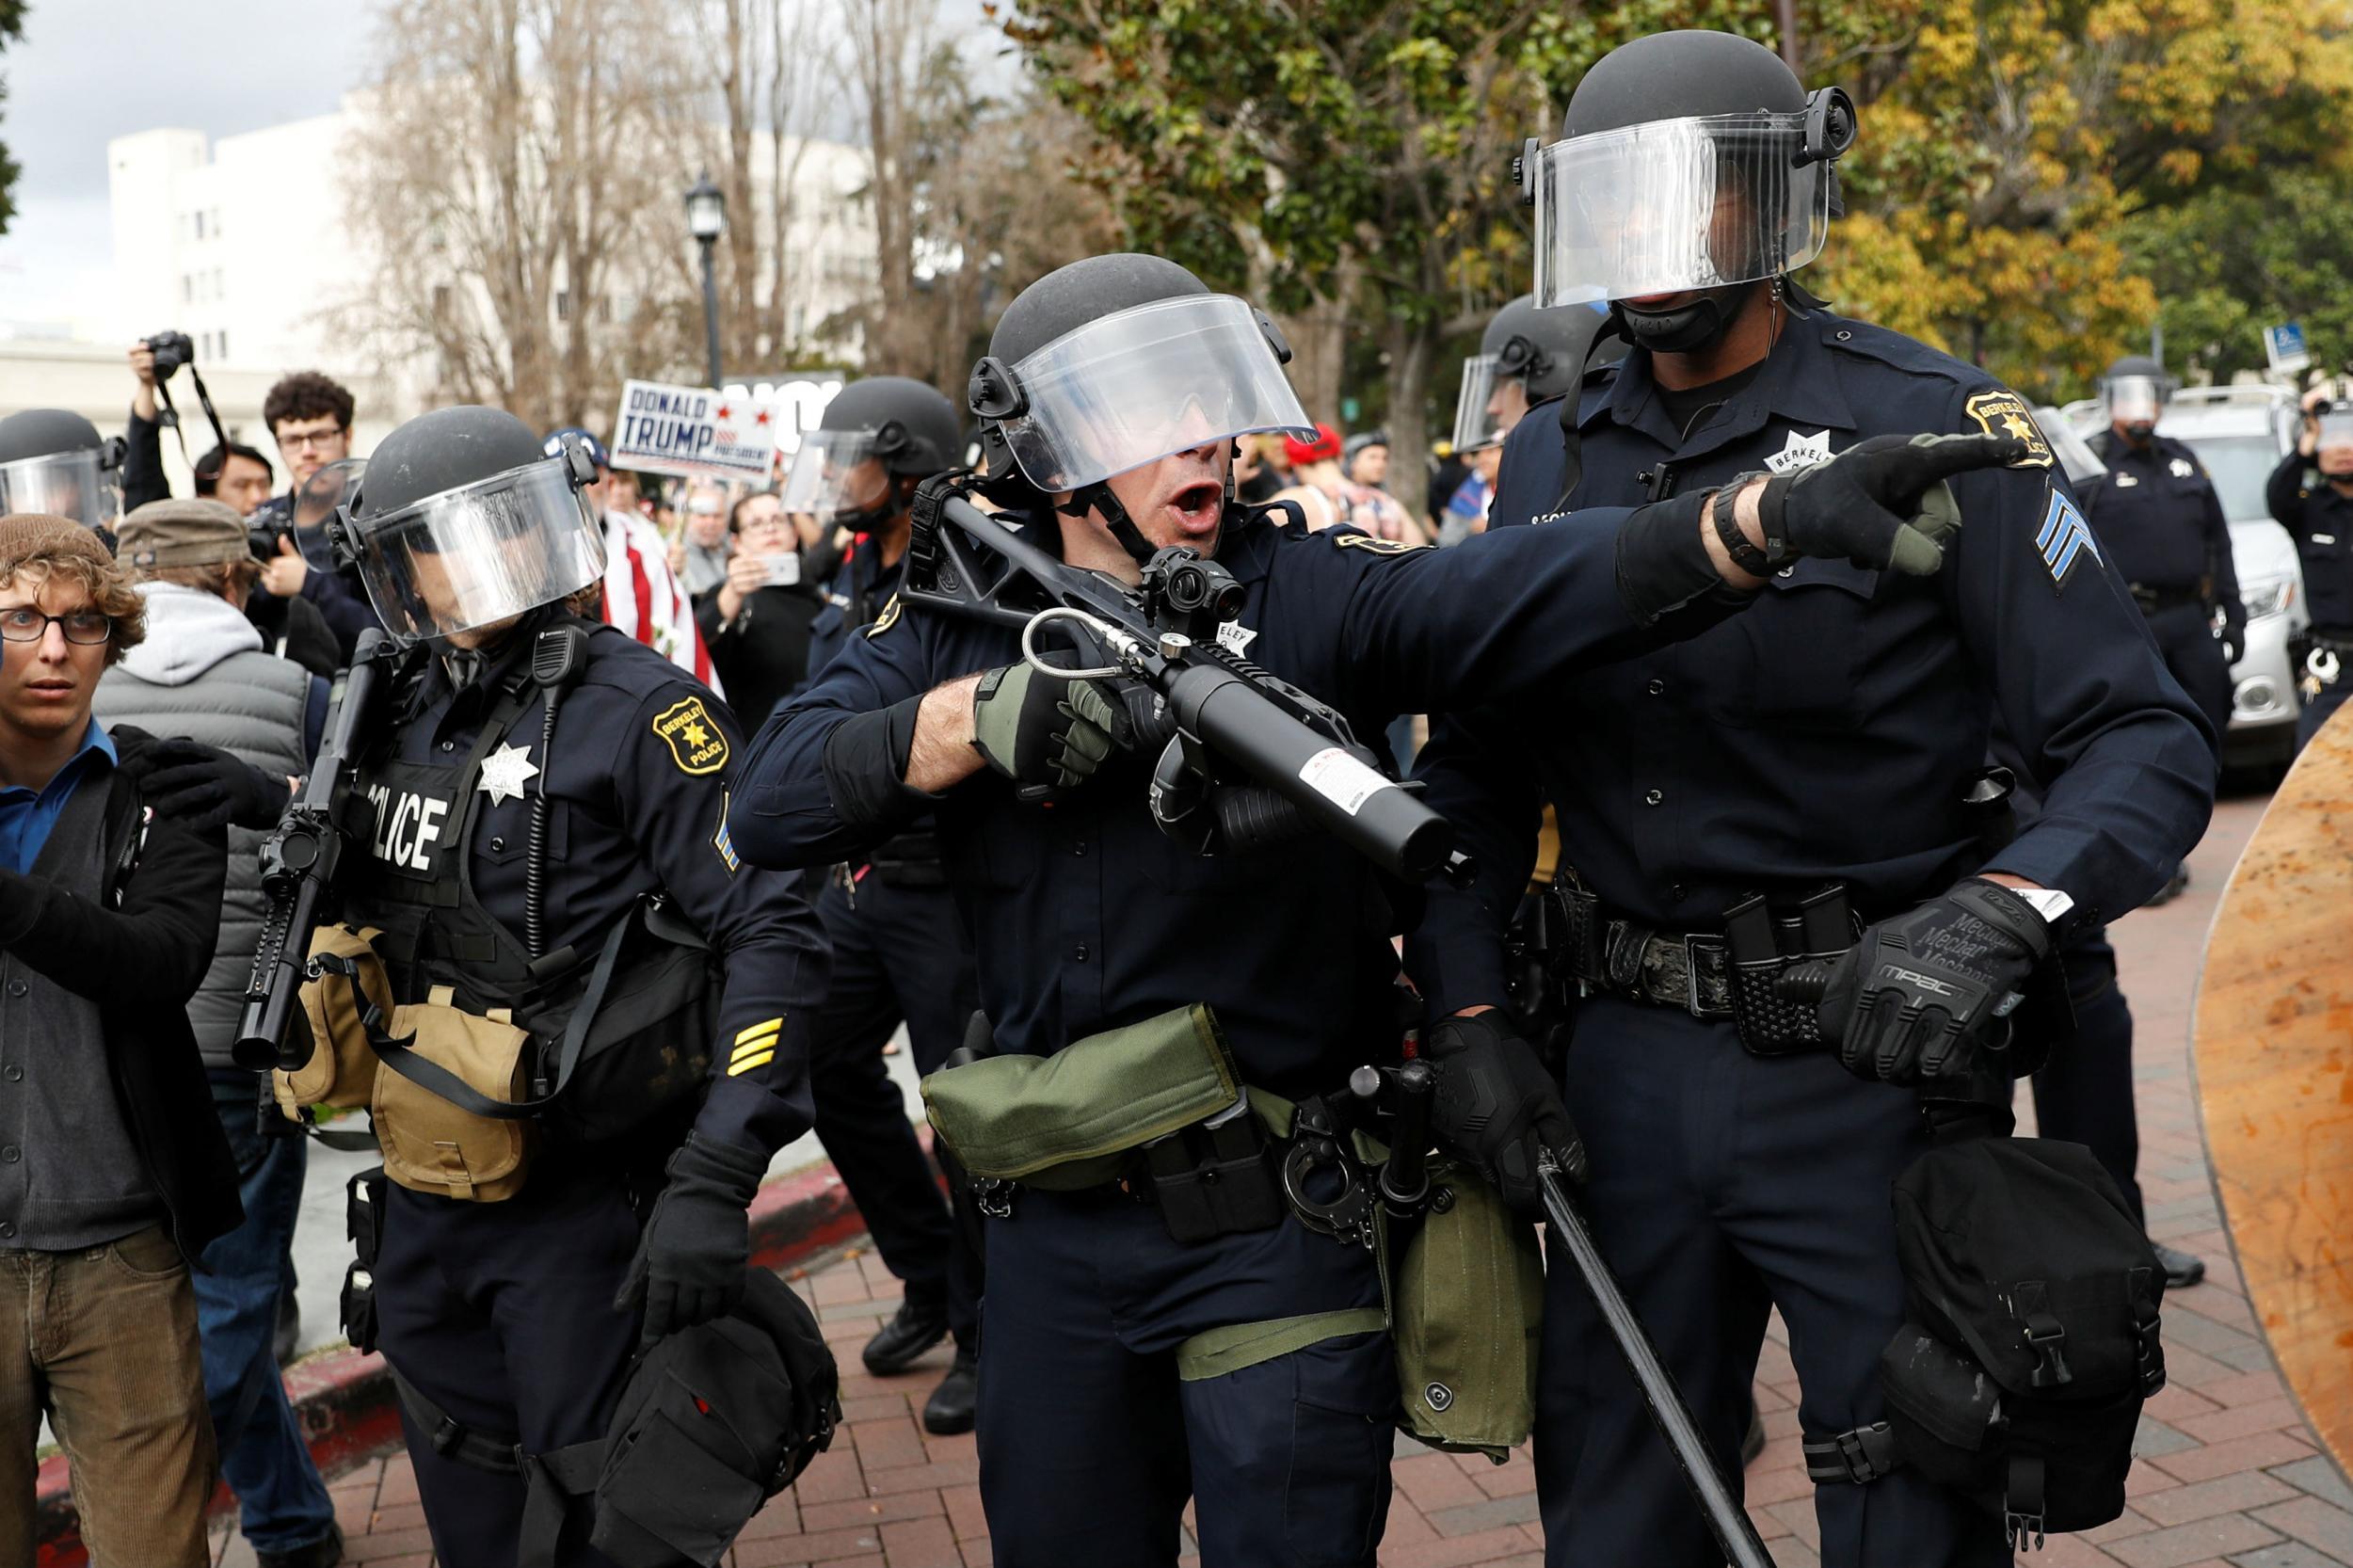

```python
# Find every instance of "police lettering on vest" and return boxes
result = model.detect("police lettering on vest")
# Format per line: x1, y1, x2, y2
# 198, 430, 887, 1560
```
365, 783, 452, 873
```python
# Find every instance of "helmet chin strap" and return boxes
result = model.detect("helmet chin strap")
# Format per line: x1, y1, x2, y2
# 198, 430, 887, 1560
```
1055, 480, 1159, 566
832, 490, 903, 534
1609, 280, 1754, 357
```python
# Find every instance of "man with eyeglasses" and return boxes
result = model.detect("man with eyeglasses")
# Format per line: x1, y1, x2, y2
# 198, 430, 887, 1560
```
248, 373, 376, 657
0, 514, 244, 1565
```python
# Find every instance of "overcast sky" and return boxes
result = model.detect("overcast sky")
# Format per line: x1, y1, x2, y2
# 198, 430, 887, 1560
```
0, 0, 371, 328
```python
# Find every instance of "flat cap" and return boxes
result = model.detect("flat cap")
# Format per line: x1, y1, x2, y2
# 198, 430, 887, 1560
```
115, 497, 250, 568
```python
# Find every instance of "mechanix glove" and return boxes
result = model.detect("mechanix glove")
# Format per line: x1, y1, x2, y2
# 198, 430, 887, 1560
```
616, 1132, 769, 1346
1753, 431, 2028, 576
1422, 1012, 1587, 1221
969, 652, 1135, 790
1781, 878, 2057, 1088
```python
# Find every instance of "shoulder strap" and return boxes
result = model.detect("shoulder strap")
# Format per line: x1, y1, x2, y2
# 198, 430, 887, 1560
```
366, 895, 651, 1120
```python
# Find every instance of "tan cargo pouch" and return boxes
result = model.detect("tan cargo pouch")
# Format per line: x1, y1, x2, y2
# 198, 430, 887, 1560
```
1193, 1089, 1542, 1464
276, 925, 393, 1120
920, 1004, 1241, 1190
372, 986, 536, 1202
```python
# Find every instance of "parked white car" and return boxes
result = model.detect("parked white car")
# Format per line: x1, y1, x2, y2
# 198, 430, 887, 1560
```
2060, 386, 2307, 768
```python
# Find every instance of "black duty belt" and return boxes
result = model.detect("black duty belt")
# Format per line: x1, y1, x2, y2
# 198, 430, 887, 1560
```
1595, 921, 1736, 1019
1549, 882, 1849, 1057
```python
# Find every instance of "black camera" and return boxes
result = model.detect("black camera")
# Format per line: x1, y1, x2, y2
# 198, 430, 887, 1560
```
146, 330, 195, 382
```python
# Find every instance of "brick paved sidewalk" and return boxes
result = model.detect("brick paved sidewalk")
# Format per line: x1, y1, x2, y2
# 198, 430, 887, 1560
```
238, 792, 2353, 1568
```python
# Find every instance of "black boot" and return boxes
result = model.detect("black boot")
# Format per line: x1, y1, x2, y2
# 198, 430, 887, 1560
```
2153, 1240, 2206, 1289
922, 1345, 978, 1436
863, 1293, 951, 1376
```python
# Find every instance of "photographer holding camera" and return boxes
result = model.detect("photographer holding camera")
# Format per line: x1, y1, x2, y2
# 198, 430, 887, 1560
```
696, 488, 822, 728
124, 342, 344, 680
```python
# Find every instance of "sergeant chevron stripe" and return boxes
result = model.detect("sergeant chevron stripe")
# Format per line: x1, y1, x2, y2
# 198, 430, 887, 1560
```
2036, 488, 2099, 589
729, 1017, 782, 1077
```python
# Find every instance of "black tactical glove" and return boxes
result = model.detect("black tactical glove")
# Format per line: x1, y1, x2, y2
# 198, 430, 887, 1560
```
1422, 1012, 1586, 1220
136, 737, 291, 833
616, 1132, 768, 1345
1753, 432, 2029, 576
1780, 878, 2057, 1086
969, 652, 1139, 790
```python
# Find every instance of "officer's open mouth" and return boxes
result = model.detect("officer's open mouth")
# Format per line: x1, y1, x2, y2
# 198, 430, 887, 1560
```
1165, 481, 1224, 534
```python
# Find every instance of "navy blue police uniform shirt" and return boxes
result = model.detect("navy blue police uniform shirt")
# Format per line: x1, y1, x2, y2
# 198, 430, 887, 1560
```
1408, 309, 2216, 1016
368, 621, 828, 1152
800, 532, 904, 698
2081, 432, 2242, 611
2266, 451, 2353, 632
731, 504, 1723, 1097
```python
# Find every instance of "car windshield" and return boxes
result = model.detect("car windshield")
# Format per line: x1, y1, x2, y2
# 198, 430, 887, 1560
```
2174, 433, 2281, 523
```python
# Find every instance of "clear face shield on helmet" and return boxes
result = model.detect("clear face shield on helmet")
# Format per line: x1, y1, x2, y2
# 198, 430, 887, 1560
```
2104, 375, 2165, 428
1451, 355, 1533, 454
0, 450, 120, 530
293, 457, 364, 568
344, 458, 605, 644
780, 432, 893, 523
1529, 111, 1833, 309
984, 294, 1315, 492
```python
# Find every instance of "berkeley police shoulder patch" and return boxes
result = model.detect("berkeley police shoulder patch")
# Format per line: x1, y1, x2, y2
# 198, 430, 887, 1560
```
1963, 390, 2054, 469
1332, 531, 1429, 555
652, 695, 730, 775
2036, 487, 2100, 590
864, 594, 904, 638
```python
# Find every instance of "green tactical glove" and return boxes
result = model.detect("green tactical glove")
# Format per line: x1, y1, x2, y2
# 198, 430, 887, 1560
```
969, 654, 1130, 790
1754, 430, 2025, 577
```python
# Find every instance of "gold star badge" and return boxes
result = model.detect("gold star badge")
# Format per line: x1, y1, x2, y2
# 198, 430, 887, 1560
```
1963, 390, 2055, 469
652, 696, 730, 775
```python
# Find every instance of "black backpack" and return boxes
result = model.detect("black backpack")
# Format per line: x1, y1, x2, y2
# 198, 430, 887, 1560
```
1879, 1134, 2165, 1551
586, 1268, 842, 1567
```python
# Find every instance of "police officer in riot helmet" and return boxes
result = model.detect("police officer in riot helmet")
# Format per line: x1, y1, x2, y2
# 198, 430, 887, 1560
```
1419, 28, 2214, 1567
2081, 355, 2242, 782
730, 248, 2029, 1566
0, 408, 125, 531
314, 407, 829, 1566
1452, 295, 1622, 456
777, 374, 988, 1434
2269, 383, 2353, 746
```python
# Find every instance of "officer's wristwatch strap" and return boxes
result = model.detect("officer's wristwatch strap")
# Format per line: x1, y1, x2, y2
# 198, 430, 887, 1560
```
1709, 485, 1776, 578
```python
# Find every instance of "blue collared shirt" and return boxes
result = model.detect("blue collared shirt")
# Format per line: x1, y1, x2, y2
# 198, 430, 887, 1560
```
0, 721, 118, 874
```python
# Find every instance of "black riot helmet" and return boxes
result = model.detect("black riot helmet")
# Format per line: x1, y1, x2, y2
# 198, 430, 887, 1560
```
0, 408, 124, 529
968, 252, 1313, 560
783, 376, 960, 530
1520, 29, 1857, 355
2101, 354, 2175, 440
336, 406, 604, 644
1452, 296, 1623, 451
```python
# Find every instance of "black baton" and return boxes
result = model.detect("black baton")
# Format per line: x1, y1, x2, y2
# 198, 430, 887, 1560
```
1536, 1155, 1775, 1568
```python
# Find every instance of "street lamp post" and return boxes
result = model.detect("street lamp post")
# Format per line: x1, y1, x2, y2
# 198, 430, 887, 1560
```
685, 170, 727, 391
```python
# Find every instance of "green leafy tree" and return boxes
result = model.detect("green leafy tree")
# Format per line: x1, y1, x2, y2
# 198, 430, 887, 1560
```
2124, 170, 2353, 384
999, 0, 1573, 510
0, 0, 25, 238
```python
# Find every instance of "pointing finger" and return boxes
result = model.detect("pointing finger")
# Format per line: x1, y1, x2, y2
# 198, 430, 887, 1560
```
1905, 431, 2029, 480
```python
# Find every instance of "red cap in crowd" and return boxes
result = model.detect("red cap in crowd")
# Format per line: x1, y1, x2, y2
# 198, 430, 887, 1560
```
1284, 424, 1344, 468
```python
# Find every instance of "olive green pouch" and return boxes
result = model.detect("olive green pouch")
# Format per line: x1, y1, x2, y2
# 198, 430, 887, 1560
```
920, 1004, 1241, 1189
1390, 1157, 1545, 1460
1204, 1093, 1543, 1463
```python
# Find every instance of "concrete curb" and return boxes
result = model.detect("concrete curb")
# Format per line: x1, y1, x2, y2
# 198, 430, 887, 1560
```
35, 1158, 869, 1567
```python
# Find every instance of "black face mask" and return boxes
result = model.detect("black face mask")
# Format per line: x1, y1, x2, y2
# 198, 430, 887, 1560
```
2120, 422, 2156, 448
1610, 282, 1755, 356
831, 490, 902, 535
